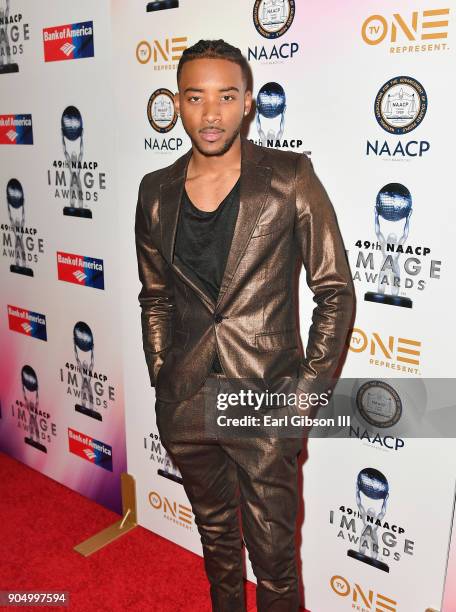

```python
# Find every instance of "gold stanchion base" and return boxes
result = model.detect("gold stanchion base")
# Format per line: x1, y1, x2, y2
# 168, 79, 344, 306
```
74, 472, 137, 557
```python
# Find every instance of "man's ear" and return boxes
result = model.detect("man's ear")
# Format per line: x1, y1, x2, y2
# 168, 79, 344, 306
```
174, 92, 180, 114
244, 90, 253, 116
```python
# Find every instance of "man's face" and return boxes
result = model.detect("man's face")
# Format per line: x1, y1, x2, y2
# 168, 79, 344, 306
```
175, 58, 252, 157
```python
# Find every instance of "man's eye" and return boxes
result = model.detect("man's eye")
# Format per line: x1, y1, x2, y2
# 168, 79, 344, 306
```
222, 95, 235, 101
188, 96, 200, 102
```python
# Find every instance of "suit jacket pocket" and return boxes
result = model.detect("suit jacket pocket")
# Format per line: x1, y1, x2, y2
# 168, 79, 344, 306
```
255, 328, 298, 352
251, 216, 289, 238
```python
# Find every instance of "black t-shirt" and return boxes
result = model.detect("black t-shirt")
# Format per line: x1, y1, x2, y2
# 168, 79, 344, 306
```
173, 178, 240, 373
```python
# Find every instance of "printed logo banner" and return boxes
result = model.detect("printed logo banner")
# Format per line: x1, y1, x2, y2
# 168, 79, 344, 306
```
43, 21, 94, 62
0, 115, 33, 145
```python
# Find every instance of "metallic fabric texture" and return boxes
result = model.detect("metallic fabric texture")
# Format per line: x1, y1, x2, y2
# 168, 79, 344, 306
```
134, 136, 355, 610
155, 373, 303, 612
135, 136, 355, 402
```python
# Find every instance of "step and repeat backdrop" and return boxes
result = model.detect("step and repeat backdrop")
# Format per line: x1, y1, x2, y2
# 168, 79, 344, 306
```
2, 0, 456, 610
0, 0, 126, 513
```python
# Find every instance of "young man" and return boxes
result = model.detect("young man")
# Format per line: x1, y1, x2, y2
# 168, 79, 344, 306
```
135, 40, 354, 612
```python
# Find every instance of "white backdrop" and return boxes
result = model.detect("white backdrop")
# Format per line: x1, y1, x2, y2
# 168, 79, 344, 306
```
110, 1, 456, 610
1, 1, 455, 610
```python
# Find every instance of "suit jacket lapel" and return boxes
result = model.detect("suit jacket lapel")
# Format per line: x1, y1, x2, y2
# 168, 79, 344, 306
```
216, 139, 272, 310
159, 147, 216, 311
159, 137, 272, 312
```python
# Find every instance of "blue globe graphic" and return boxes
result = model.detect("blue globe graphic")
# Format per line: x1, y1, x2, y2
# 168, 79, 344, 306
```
61, 106, 83, 141
376, 183, 412, 222
257, 82, 286, 119
22, 365, 38, 392
357, 467, 389, 500
73, 321, 94, 352
7, 178, 24, 209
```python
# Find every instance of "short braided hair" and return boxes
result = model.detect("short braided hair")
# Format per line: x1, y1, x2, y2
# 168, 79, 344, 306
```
177, 39, 250, 89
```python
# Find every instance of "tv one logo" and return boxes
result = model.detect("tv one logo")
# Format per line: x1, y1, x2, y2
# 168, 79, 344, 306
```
136, 37, 187, 65
330, 575, 397, 611
348, 328, 421, 368
148, 490, 193, 526
362, 9, 450, 52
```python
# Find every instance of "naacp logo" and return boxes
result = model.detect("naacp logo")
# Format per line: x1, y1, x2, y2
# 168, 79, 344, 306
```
253, 0, 295, 39
356, 380, 402, 429
147, 88, 177, 133
374, 76, 427, 135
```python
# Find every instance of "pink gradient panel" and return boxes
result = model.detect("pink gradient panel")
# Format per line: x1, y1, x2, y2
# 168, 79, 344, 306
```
0, 328, 126, 514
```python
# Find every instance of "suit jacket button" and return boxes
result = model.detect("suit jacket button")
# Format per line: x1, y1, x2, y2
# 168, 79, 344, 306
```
214, 313, 223, 324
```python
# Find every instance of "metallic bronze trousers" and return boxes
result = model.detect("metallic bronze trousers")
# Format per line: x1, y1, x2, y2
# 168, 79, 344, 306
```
155, 373, 303, 612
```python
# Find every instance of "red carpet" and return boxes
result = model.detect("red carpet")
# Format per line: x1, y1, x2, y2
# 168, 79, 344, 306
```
0, 452, 309, 611
0, 452, 258, 611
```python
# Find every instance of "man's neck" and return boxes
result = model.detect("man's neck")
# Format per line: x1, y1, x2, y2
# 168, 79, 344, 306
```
188, 135, 242, 179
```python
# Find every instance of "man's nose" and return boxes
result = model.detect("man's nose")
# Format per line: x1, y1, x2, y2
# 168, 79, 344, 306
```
203, 100, 221, 123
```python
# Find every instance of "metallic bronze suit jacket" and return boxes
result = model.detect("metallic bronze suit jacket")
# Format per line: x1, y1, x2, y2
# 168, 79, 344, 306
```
135, 137, 355, 402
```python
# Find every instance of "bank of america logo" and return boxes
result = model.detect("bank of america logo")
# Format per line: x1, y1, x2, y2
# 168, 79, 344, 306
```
7, 305, 47, 341
68, 427, 113, 471
0, 114, 34, 145
73, 270, 87, 283
43, 21, 95, 62
56, 251, 105, 290
60, 42, 76, 56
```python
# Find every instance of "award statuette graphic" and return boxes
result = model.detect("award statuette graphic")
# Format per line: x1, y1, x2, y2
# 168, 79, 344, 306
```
7, 178, 33, 276
146, 0, 179, 11
22, 365, 47, 453
61, 106, 92, 219
364, 183, 413, 308
73, 321, 101, 421
256, 82, 286, 145
347, 467, 390, 573
157, 449, 183, 484
0, 0, 19, 74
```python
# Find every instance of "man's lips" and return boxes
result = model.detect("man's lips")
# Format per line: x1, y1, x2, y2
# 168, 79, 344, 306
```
200, 129, 224, 143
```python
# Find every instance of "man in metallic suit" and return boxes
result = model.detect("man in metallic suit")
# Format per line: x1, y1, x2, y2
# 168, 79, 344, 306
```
135, 39, 355, 612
